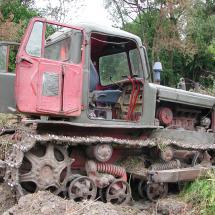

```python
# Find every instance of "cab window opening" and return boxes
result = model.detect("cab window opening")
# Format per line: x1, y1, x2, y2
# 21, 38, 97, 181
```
44, 37, 71, 62
25, 21, 83, 64
88, 32, 144, 122
90, 32, 143, 86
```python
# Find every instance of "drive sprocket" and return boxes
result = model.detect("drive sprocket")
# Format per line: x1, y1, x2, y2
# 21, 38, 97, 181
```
4, 135, 73, 197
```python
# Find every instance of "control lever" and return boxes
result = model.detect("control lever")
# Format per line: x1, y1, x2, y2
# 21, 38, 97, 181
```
109, 76, 123, 90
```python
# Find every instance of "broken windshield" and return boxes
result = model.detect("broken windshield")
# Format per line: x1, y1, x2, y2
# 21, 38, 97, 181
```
99, 52, 130, 85
99, 48, 142, 85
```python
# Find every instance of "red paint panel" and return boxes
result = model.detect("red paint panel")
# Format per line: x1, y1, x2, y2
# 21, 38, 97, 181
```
15, 58, 39, 113
15, 17, 84, 117
36, 60, 62, 113
63, 64, 82, 115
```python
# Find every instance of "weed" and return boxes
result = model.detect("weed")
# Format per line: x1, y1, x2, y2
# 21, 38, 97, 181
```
182, 170, 215, 215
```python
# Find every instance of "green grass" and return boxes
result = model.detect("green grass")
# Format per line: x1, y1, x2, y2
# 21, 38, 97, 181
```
182, 170, 215, 215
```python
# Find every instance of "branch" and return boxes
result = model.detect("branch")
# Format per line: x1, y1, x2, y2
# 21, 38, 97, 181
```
122, 0, 137, 6
112, 0, 126, 27
126, 13, 141, 24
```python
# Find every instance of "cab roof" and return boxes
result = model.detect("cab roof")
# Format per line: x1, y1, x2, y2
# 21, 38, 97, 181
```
47, 22, 142, 46
77, 22, 142, 43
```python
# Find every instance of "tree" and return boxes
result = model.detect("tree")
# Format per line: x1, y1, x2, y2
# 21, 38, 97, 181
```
185, 0, 215, 86
0, 12, 22, 41
0, 0, 38, 73
105, 0, 215, 87
0, 0, 38, 23
105, 0, 155, 44
38, 0, 85, 23
0, 0, 38, 41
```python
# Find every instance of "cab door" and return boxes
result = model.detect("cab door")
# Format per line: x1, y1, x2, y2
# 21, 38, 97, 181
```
0, 42, 19, 113
15, 17, 84, 116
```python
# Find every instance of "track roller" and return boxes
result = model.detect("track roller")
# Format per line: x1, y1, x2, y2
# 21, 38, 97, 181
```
68, 176, 97, 201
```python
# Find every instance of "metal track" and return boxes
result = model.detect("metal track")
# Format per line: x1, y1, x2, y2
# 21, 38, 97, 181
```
2, 128, 215, 198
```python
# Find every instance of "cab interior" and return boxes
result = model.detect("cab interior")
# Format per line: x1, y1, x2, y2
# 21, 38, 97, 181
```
88, 33, 144, 121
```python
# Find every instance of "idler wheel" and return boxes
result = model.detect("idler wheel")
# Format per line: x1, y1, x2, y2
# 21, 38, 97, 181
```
105, 179, 131, 204
146, 183, 168, 202
68, 176, 97, 201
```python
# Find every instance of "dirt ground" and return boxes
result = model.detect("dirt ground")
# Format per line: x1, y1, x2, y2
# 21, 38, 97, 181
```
0, 183, 192, 215
0, 183, 16, 214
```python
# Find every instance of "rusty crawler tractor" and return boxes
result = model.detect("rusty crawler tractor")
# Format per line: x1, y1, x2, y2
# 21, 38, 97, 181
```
0, 17, 215, 204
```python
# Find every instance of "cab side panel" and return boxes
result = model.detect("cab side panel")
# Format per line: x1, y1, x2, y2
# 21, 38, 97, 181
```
0, 73, 16, 113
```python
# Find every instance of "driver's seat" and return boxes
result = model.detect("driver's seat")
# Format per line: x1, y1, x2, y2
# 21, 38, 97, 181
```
90, 62, 122, 105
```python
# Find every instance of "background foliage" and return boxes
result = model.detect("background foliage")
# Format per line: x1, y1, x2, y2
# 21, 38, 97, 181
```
105, 0, 215, 88
0, 0, 38, 41
182, 170, 215, 215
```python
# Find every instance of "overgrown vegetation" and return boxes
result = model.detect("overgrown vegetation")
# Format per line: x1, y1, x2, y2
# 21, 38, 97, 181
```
182, 170, 215, 215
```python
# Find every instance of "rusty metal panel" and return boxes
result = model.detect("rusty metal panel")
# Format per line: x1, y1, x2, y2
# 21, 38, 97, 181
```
150, 83, 215, 108
148, 167, 212, 183
15, 18, 84, 116
151, 129, 215, 150
0, 45, 7, 73
211, 109, 215, 132
42, 72, 60, 96
0, 73, 16, 113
